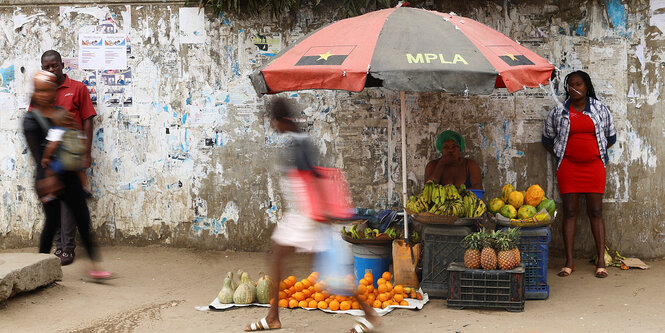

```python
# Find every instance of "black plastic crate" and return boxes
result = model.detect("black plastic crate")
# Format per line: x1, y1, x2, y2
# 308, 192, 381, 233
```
420, 225, 474, 298
447, 262, 525, 312
502, 227, 551, 300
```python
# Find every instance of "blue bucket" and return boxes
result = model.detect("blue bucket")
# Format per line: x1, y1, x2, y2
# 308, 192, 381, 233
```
352, 244, 390, 288
469, 189, 485, 199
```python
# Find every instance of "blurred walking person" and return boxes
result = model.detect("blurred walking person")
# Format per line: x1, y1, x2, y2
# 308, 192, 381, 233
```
41, 50, 97, 265
245, 98, 377, 332
23, 70, 111, 280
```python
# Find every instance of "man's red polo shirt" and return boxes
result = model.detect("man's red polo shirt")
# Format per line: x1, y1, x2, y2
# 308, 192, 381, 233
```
56, 75, 96, 129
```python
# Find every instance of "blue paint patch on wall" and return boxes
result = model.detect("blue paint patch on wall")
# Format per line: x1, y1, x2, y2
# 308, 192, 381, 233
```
181, 113, 188, 125
516, 150, 525, 157
569, 22, 586, 36
224, 94, 230, 103
94, 128, 104, 151
605, 0, 629, 37
502, 120, 511, 149
191, 216, 227, 234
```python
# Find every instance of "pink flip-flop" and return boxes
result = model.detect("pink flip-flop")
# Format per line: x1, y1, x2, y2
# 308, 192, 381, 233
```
88, 270, 113, 279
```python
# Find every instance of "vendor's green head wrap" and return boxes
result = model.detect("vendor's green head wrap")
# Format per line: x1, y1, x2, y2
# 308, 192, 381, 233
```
436, 130, 465, 153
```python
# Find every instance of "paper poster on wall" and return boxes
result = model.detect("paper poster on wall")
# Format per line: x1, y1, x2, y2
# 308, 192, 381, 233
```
252, 33, 281, 56
0, 65, 15, 92
102, 69, 132, 106
79, 33, 128, 70
179, 7, 206, 44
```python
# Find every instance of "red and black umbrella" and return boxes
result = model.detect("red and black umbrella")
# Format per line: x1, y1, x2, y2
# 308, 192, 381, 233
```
251, 5, 554, 95
250, 5, 554, 241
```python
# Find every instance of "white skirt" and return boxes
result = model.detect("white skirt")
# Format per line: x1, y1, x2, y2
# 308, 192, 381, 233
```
271, 175, 324, 252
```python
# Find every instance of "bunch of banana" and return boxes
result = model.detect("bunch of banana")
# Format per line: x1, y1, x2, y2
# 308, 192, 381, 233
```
422, 181, 435, 203
406, 195, 428, 213
364, 227, 380, 238
384, 227, 399, 239
443, 184, 461, 201
345, 225, 361, 239
472, 199, 486, 217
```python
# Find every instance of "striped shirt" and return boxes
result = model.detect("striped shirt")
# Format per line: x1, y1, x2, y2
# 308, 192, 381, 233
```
542, 97, 617, 170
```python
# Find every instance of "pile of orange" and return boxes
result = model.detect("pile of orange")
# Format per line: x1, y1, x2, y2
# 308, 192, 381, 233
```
276, 272, 362, 311
357, 271, 421, 309
276, 271, 422, 311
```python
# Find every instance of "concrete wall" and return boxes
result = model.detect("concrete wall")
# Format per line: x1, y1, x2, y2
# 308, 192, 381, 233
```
1, 0, 663, 257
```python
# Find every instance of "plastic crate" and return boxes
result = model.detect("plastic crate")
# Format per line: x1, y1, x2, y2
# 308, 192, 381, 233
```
502, 227, 551, 300
447, 262, 525, 312
420, 225, 475, 298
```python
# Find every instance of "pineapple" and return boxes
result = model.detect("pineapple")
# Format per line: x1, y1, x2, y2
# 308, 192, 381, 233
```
480, 230, 498, 270
462, 232, 481, 269
496, 233, 517, 270
508, 228, 521, 267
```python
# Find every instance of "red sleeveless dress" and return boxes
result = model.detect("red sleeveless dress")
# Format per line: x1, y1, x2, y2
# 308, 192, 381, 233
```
556, 106, 606, 194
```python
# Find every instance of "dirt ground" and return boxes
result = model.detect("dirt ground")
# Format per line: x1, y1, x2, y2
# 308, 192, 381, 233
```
1, 246, 664, 333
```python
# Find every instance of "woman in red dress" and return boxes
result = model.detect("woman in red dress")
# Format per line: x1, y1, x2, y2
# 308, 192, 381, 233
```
542, 71, 617, 278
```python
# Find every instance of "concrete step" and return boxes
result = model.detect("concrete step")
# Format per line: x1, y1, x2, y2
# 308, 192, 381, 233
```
0, 253, 62, 302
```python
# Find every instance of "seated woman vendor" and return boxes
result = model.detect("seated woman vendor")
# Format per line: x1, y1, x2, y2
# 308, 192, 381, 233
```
424, 130, 483, 189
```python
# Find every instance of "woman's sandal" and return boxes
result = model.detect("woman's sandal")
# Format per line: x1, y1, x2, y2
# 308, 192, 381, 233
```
246, 318, 278, 331
351, 317, 376, 333
595, 267, 608, 278
557, 264, 576, 277
88, 270, 113, 280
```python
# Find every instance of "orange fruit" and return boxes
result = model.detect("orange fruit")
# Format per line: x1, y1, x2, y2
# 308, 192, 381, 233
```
366, 293, 376, 302
385, 281, 393, 291
279, 281, 287, 290
321, 291, 331, 299
394, 294, 404, 303
329, 300, 340, 311
335, 295, 347, 302
317, 301, 328, 309
382, 271, 392, 281
302, 279, 312, 289
308, 300, 318, 308
298, 300, 308, 308
417, 293, 423, 300
393, 285, 404, 294
357, 294, 367, 302
288, 299, 298, 308
313, 293, 324, 302
382, 301, 390, 309
314, 283, 324, 292
294, 282, 304, 292
378, 293, 389, 302
410, 291, 417, 299
359, 278, 369, 286
307, 275, 317, 284
289, 286, 296, 294
283, 289, 292, 297
378, 284, 388, 293
377, 278, 386, 285
278, 299, 288, 308
400, 300, 409, 306
340, 301, 351, 311
306, 297, 314, 302
287, 276, 297, 284
364, 273, 373, 282
351, 301, 361, 310
278, 291, 287, 299
372, 300, 382, 308
357, 284, 367, 294
366, 285, 374, 293
311, 272, 320, 280
302, 289, 312, 298
294, 292, 305, 301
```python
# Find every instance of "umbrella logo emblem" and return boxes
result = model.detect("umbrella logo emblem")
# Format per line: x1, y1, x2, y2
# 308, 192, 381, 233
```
499, 53, 534, 66
296, 46, 355, 66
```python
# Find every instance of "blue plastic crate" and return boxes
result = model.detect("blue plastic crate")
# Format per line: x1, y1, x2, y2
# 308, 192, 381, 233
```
502, 227, 550, 300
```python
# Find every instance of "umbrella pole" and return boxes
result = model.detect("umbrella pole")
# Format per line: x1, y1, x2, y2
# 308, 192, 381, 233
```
400, 91, 408, 241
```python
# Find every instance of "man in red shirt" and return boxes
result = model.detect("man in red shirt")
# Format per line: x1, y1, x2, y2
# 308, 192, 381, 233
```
41, 50, 97, 265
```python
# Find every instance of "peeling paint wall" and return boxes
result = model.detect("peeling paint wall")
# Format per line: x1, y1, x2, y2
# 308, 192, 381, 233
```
1, 1, 664, 257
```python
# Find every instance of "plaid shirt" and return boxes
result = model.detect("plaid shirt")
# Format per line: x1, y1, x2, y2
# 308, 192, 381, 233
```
542, 97, 617, 170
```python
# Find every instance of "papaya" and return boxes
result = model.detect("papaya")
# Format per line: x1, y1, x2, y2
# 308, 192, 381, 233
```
537, 198, 556, 216
499, 205, 517, 219
525, 184, 545, 207
500, 184, 515, 203
517, 205, 537, 219
507, 191, 524, 210
488, 198, 505, 214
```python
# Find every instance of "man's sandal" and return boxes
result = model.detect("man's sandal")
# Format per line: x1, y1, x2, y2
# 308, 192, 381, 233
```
247, 318, 278, 331
595, 267, 608, 278
351, 317, 375, 333
557, 265, 575, 277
